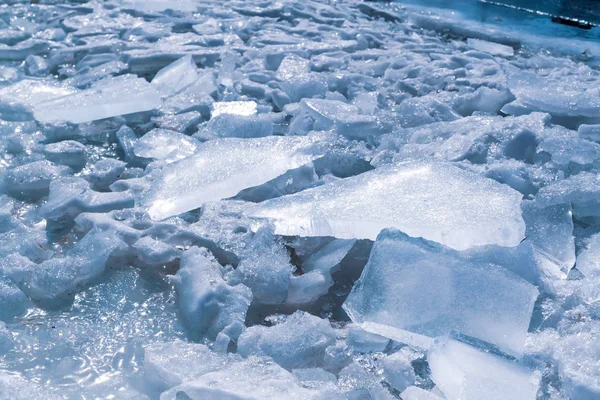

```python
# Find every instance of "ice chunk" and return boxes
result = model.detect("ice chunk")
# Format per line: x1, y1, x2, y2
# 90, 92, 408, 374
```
0, 79, 76, 119
88, 158, 127, 191
151, 55, 199, 97
161, 71, 216, 114
5, 229, 126, 306
133, 236, 181, 266
0, 279, 29, 321
522, 200, 575, 278
299, 98, 389, 139
0, 372, 62, 400
160, 357, 335, 400
142, 341, 233, 396
134, 128, 199, 162
400, 387, 444, 400
173, 247, 251, 341
550, 322, 600, 399
141, 133, 332, 220
276, 55, 310, 81
279, 71, 327, 103
505, 68, 600, 118
43, 140, 87, 169
155, 111, 203, 133
345, 324, 391, 354
286, 239, 355, 306
396, 94, 460, 128
33, 75, 161, 124
467, 38, 514, 57
212, 101, 257, 117
237, 226, 293, 305
578, 124, 600, 142
535, 172, 600, 219
382, 348, 418, 392
201, 113, 273, 139
237, 311, 335, 370
428, 338, 540, 400
343, 230, 538, 356
0, 40, 49, 61
41, 178, 135, 221
578, 234, 600, 278
4, 160, 72, 199
249, 161, 526, 251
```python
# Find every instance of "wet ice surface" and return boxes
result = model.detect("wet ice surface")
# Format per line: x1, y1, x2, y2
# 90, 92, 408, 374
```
0, 0, 599, 399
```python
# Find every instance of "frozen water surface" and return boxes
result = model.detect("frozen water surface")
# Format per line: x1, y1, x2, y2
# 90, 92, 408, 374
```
0, 0, 598, 398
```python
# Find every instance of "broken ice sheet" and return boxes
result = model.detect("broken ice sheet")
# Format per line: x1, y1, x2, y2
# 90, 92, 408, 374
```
429, 338, 540, 400
467, 38, 514, 57
503, 66, 600, 119
343, 229, 538, 356
0, 79, 76, 120
33, 74, 161, 124
140, 133, 334, 220
248, 161, 526, 251
151, 55, 199, 98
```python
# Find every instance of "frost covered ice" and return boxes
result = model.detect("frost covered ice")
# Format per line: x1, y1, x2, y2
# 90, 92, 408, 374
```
0, 0, 599, 398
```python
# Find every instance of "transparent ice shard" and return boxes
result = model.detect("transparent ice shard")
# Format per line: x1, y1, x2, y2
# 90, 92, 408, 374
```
141, 133, 332, 220
249, 161, 525, 251
428, 338, 540, 400
151, 55, 199, 97
343, 229, 538, 356
33, 74, 161, 124
133, 128, 199, 162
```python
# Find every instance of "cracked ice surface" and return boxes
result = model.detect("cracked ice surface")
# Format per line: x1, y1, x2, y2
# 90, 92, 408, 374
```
0, 0, 599, 399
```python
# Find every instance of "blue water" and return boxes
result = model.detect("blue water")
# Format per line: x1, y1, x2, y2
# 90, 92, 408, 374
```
496, 0, 600, 25
398, 0, 600, 40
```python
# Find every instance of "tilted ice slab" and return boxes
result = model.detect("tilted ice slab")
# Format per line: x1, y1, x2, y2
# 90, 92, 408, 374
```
33, 74, 161, 124
141, 133, 332, 220
504, 68, 600, 118
429, 338, 540, 400
0, 79, 76, 119
248, 162, 525, 251
343, 229, 538, 356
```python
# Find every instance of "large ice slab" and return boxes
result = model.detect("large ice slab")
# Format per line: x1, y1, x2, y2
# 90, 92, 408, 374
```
0, 79, 76, 120
141, 133, 333, 220
343, 229, 538, 356
428, 338, 540, 400
248, 161, 526, 251
504, 67, 600, 118
33, 74, 161, 124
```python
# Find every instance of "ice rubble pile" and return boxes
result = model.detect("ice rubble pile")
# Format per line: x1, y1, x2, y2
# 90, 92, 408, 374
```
0, 0, 599, 399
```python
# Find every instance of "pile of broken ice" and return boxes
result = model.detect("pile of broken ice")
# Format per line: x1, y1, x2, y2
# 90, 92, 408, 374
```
0, 0, 599, 399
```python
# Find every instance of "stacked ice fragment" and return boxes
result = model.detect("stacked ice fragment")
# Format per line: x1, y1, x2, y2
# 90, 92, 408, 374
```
1, 0, 600, 398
